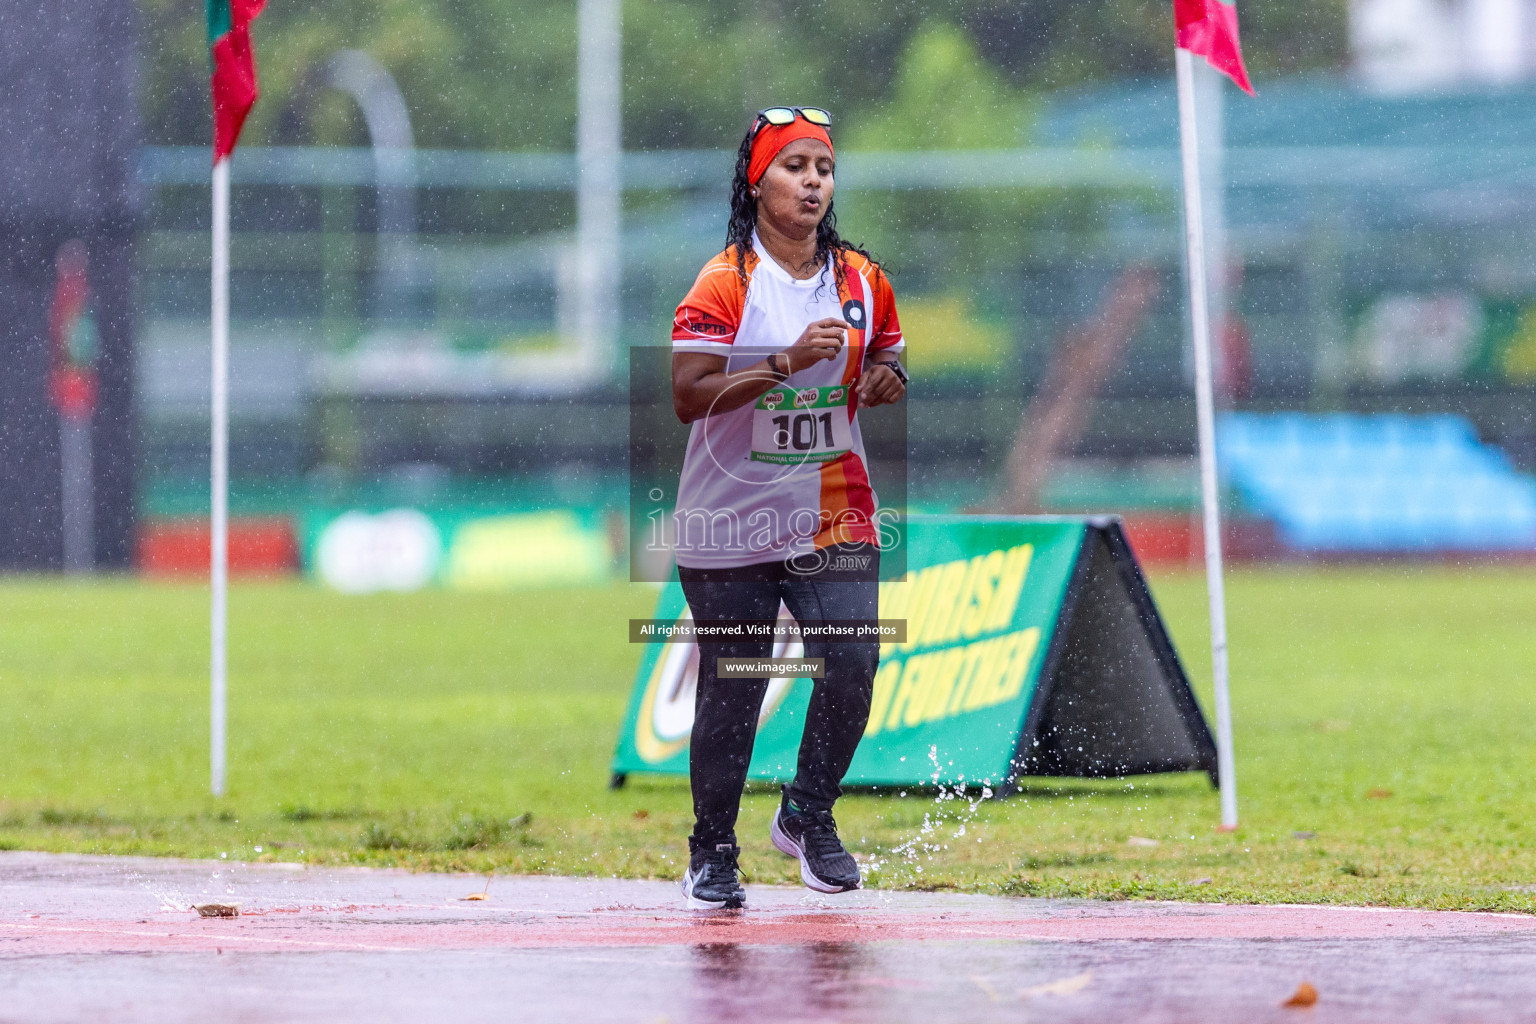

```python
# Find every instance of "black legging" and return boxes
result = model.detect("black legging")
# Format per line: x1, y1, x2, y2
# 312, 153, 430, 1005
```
678, 542, 880, 851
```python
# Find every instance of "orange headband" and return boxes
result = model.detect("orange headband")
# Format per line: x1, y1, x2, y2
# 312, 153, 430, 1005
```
748, 120, 834, 185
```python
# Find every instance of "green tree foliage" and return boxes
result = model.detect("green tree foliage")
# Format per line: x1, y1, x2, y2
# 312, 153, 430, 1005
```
139, 0, 1346, 151
837, 22, 1042, 277
956, 0, 1347, 90
846, 22, 1035, 151
142, 0, 577, 149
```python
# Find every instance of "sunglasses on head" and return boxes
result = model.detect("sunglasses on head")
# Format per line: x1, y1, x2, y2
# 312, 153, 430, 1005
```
751, 106, 832, 136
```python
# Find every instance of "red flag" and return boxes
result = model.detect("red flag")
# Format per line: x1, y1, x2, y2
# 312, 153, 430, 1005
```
208, 0, 267, 161
1175, 0, 1255, 96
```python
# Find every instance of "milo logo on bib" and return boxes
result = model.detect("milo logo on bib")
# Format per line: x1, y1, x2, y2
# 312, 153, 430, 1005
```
750, 385, 854, 465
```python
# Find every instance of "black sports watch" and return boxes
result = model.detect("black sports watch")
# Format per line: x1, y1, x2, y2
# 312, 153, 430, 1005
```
878, 358, 909, 385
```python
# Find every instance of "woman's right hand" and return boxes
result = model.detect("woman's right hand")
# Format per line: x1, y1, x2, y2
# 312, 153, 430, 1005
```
781, 318, 850, 374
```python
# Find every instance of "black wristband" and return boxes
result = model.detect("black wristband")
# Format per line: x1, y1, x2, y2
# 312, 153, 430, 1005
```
767, 353, 788, 379
879, 359, 909, 385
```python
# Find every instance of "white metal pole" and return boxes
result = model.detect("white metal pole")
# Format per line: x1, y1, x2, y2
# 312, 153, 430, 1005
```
325, 51, 417, 326
211, 156, 230, 798
1195, 60, 1228, 393
1176, 49, 1237, 829
575, 0, 621, 368
60, 416, 93, 574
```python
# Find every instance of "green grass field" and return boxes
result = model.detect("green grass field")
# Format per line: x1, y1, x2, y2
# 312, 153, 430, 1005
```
2, 567, 1534, 911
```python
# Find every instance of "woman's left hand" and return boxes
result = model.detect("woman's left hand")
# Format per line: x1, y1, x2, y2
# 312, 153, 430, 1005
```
856, 362, 905, 407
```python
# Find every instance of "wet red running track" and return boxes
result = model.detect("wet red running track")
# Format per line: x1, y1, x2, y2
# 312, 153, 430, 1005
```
4, 851, 1536, 1022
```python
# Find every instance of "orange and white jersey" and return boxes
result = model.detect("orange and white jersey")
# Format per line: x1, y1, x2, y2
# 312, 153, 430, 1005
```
670, 234, 904, 569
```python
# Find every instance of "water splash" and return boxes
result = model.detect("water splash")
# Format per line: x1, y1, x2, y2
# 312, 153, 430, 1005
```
132, 875, 194, 913
864, 745, 993, 886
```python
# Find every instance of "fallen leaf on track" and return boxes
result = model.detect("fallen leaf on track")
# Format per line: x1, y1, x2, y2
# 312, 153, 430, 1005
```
1020, 972, 1093, 998
459, 871, 494, 901
193, 903, 241, 918
1282, 981, 1318, 1007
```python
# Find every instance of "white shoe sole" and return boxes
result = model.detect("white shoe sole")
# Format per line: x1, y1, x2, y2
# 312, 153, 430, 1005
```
770, 807, 861, 894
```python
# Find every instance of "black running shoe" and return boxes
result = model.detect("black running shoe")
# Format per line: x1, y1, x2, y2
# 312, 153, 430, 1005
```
770, 804, 861, 893
681, 843, 746, 910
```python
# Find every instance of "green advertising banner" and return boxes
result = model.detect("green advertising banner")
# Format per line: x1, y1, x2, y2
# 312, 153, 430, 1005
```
300, 506, 613, 592
611, 515, 1217, 791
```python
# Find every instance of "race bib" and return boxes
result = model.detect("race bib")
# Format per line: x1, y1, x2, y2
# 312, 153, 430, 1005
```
750, 385, 853, 464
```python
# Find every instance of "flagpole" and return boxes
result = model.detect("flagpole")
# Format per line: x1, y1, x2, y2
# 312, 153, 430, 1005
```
210, 155, 230, 798
1175, 48, 1237, 829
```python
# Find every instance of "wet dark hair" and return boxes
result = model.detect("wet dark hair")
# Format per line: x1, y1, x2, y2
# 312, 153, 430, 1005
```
725, 118, 883, 293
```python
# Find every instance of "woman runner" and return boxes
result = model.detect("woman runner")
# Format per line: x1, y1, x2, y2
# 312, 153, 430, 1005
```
670, 105, 908, 909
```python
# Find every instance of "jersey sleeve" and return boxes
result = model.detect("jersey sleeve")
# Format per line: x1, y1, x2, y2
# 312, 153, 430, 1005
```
868, 267, 904, 354
671, 258, 745, 353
